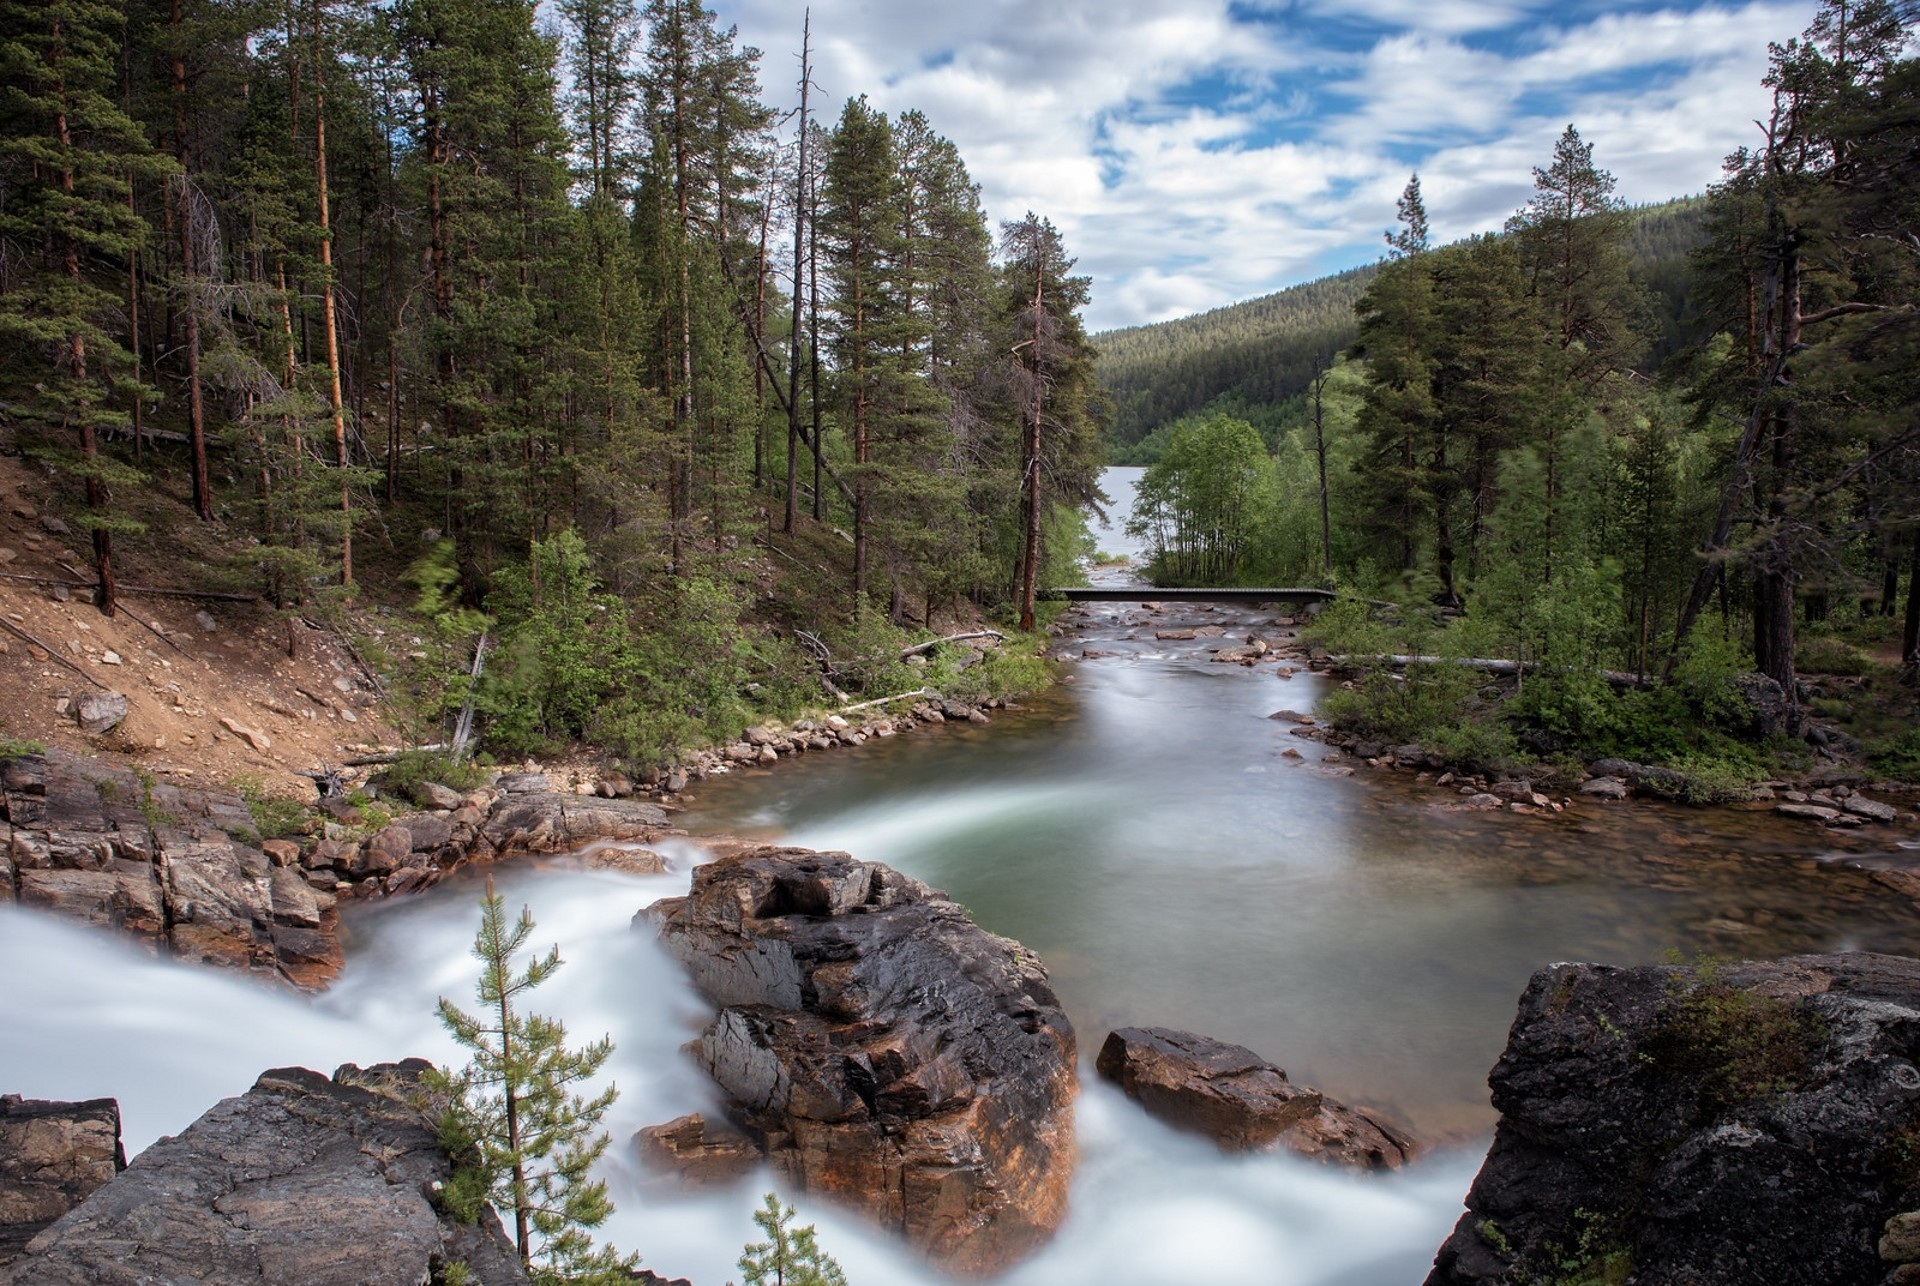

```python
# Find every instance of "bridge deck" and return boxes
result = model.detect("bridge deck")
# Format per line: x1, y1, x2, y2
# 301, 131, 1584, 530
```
1042, 586, 1338, 604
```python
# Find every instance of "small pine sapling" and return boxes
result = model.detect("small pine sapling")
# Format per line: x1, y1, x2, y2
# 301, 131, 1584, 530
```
429, 876, 637, 1284
737, 1192, 849, 1286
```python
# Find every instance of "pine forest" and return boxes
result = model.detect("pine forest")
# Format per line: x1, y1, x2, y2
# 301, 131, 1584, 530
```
0, 0, 1105, 766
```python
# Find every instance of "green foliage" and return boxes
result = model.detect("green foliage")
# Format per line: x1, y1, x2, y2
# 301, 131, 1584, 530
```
0, 735, 47, 760
1869, 729, 1920, 782
379, 750, 490, 805
738, 1192, 848, 1286
233, 775, 310, 843
1794, 633, 1880, 677
1645, 967, 1827, 1118
428, 879, 636, 1285
1127, 412, 1276, 585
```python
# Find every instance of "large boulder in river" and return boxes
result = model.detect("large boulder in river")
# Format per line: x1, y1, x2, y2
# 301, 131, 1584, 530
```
0, 1096, 124, 1264
642, 847, 1076, 1277
2, 1061, 527, 1286
1428, 953, 1920, 1286
1094, 1027, 1417, 1170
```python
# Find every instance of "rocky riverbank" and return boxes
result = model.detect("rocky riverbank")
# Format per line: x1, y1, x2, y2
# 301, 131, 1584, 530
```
0, 749, 673, 989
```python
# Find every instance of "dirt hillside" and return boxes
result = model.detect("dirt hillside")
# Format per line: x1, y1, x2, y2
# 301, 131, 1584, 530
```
0, 453, 401, 803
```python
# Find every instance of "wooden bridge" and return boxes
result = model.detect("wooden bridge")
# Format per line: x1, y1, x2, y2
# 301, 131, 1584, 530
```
1040, 586, 1341, 605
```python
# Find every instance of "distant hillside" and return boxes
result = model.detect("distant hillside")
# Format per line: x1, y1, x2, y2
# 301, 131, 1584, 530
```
1095, 196, 1709, 448
1095, 266, 1378, 448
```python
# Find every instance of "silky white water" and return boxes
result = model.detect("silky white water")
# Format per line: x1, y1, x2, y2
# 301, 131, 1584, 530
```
0, 860, 1480, 1286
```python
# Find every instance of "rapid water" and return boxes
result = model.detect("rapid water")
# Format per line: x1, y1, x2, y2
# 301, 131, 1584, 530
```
4, 465, 1919, 1284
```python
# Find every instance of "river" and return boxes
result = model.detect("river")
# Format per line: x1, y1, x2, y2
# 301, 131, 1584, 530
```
5, 465, 1920, 1284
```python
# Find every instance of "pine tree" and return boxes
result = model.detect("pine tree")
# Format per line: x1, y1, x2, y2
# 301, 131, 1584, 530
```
429, 877, 637, 1285
0, 0, 172, 616
737, 1192, 848, 1286
1386, 171, 1428, 258
999, 212, 1104, 629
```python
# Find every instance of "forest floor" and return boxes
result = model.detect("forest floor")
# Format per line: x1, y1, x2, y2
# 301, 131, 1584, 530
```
0, 449, 406, 802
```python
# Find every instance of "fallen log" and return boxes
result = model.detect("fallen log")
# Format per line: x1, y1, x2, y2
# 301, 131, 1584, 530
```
839, 687, 936, 713
900, 630, 1005, 658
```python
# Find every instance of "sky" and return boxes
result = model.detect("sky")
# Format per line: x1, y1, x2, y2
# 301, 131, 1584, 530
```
708, 0, 1823, 332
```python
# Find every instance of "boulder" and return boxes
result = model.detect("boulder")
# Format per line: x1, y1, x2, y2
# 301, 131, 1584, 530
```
634, 1113, 761, 1186
1, 1062, 527, 1286
72, 694, 127, 736
412, 780, 466, 811
475, 792, 669, 862
644, 847, 1075, 1276
1428, 953, 1920, 1286
0, 1096, 124, 1264
1094, 1028, 1416, 1169
1845, 794, 1900, 823
1578, 776, 1631, 801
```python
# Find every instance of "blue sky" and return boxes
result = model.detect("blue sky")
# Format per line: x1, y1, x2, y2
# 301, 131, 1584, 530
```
714, 0, 1824, 331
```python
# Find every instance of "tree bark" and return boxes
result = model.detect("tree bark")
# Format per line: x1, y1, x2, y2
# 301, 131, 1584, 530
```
311, 0, 352, 592
783, 12, 809, 535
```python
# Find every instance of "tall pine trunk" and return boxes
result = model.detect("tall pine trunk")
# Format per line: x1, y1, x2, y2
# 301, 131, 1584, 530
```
311, 0, 352, 591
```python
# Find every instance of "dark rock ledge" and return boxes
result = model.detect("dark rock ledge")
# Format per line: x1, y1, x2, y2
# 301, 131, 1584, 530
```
642, 845, 1076, 1278
1430, 952, 1920, 1286
1, 1061, 527, 1286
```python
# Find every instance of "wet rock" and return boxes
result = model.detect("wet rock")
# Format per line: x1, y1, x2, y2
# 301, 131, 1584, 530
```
1845, 795, 1900, 823
1428, 953, 1920, 1286
474, 792, 668, 861
1155, 629, 1197, 641
495, 771, 550, 794
0, 1096, 124, 1264
644, 847, 1075, 1275
634, 1113, 761, 1186
1094, 1027, 1319, 1150
1268, 710, 1314, 725
582, 845, 667, 876
1777, 802, 1842, 823
72, 693, 127, 736
1578, 777, 1631, 801
1589, 757, 1640, 780
1465, 793, 1503, 809
1, 1062, 527, 1286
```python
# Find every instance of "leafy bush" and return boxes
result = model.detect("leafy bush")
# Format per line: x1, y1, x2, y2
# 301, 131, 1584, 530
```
1870, 728, 1920, 782
379, 749, 489, 804
927, 634, 1053, 704
1794, 633, 1879, 677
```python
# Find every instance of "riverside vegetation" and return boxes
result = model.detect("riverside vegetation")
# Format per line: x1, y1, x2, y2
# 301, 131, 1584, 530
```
1115, 0, 1920, 794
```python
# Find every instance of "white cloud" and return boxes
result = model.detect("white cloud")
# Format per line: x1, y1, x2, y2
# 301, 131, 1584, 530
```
710, 0, 1818, 330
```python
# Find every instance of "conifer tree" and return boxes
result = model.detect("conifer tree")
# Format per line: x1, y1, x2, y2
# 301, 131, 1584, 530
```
999, 212, 1104, 629
1386, 171, 1428, 258
737, 1192, 848, 1286
0, 0, 172, 616
430, 877, 637, 1285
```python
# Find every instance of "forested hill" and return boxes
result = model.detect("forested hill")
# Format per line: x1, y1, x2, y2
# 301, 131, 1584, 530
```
1095, 197, 1709, 449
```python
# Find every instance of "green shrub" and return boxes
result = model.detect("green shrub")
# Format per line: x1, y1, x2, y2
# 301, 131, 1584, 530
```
233, 775, 309, 842
1870, 728, 1920, 782
1794, 633, 1879, 677
380, 749, 489, 804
